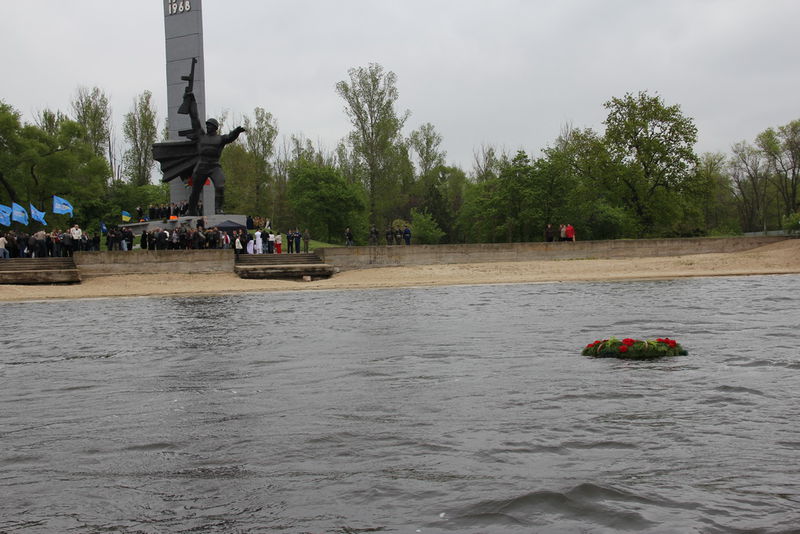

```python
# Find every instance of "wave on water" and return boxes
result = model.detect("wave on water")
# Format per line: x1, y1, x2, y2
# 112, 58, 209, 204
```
436, 483, 668, 532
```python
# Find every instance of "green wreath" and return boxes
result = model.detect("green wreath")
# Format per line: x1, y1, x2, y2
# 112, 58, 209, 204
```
582, 337, 688, 359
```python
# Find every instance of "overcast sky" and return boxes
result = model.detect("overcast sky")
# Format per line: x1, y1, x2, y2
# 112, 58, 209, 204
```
2, 0, 799, 172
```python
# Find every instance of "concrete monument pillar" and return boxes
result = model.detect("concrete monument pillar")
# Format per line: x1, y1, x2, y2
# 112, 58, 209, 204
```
163, 0, 214, 215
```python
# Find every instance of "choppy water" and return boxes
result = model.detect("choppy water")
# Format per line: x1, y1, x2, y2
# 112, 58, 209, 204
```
2, 275, 800, 533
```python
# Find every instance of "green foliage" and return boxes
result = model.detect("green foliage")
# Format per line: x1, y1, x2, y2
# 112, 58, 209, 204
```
107, 180, 168, 221
410, 208, 445, 244
407, 164, 466, 243
782, 212, 800, 235
408, 122, 446, 177
580, 202, 639, 240
336, 63, 410, 225
582, 337, 688, 359
694, 152, 740, 234
287, 158, 365, 243
755, 119, 800, 217
603, 91, 699, 235
0, 100, 110, 230
221, 143, 266, 216
122, 91, 158, 186
71, 86, 112, 158
3, 75, 796, 246
218, 107, 280, 220
456, 179, 498, 243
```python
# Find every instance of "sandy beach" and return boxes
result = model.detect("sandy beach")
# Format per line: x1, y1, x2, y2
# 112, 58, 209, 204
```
1, 239, 798, 302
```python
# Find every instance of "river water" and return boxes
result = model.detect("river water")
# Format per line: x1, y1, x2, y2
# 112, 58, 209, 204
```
2, 275, 799, 533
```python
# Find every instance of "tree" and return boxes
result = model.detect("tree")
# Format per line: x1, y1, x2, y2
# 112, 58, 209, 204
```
107, 179, 168, 222
0, 100, 109, 229
408, 164, 467, 243
730, 141, 771, 232
495, 150, 540, 241
222, 107, 279, 217
122, 91, 158, 186
244, 107, 279, 164
35, 109, 68, 136
457, 179, 500, 243
694, 152, 740, 234
437, 166, 468, 242
410, 208, 445, 244
220, 143, 264, 216
335, 141, 366, 186
756, 119, 800, 216
0, 101, 26, 204
603, 91, 699, 235
71, 86, 112, 157
287, 158, 365, 242
71, 86, 119, 180
335, 63, 409, 225
408, 122, 446, 178
472, 144, 504, 183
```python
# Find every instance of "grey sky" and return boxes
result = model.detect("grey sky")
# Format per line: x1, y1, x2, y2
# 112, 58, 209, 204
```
2, 0, 798, 172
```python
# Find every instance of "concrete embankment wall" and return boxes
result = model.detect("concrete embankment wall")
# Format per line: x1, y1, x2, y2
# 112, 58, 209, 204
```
316, 236, 789, 270
72, 236, 788, 276
74, 250, 234, 277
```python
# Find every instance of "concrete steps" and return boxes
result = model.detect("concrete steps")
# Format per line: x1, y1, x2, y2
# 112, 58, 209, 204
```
0, 257, 82, 284
234, 252, 335, 279
235, 253, 325, 265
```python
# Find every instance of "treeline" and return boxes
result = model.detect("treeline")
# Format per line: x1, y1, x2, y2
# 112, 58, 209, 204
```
2, 63, 798, 241
0, 88, 165, 234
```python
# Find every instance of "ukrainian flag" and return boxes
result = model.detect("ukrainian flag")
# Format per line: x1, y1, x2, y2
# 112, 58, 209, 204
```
121, 210, 132, 222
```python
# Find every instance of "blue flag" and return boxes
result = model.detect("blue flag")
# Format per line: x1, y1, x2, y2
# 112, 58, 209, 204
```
12, 202, 29, 225
52, 195, 74, 216
0, 204, 11, 226
30, 203, 47, 226
100, 221, 108, 234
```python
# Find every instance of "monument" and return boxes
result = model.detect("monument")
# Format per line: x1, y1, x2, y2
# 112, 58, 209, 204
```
153, 59, 246, 216
159, 0, 208, 213
153, 0, 246, 220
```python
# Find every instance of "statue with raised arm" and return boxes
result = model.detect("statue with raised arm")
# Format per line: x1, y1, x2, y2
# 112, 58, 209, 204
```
153, 58, 246, 217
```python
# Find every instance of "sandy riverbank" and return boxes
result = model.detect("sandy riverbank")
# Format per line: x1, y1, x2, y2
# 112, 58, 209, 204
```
1, 239, 798, 302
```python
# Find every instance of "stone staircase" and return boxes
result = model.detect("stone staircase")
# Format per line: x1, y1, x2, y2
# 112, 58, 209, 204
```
0, 257, 82, 284
234, 252, 335, 280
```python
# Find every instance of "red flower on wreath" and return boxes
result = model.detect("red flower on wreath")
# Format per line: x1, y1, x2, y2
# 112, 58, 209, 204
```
622, 338, 636, 346
618, 345, 629, 353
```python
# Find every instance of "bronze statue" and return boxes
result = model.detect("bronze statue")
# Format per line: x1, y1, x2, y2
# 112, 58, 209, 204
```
153, 58, 246, 216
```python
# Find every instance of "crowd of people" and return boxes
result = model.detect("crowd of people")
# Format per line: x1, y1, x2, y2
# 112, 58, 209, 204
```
0, 225, 100, 258
1, 221, 576, 260
0, 221, 313, 258
138, 202, 195, 221
234, 228, 311, 255
134, 224, 313, 256
139, 225, 230, 251
363, 225, 412, 246
544, 223, 577, 242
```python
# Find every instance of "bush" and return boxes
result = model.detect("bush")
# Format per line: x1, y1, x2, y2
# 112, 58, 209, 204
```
410, 208, 445, 244
782, 212, 800, 235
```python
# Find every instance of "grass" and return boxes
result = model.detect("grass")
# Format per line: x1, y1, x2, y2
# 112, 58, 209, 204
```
308, 240, 339, 250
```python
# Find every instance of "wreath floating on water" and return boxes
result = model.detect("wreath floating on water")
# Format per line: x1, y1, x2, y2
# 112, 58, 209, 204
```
582, 337, 688, 359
